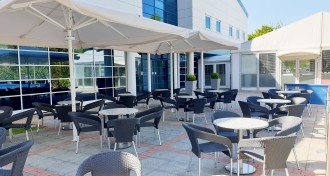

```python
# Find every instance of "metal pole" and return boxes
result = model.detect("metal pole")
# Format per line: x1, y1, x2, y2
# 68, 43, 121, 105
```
170, 46, 174, 99
201, 51, 204, 91
66, 29, 78, 141
147, 53, 151, 92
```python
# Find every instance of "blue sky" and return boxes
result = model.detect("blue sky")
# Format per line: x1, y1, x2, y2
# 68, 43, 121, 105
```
241, 0, 330, 34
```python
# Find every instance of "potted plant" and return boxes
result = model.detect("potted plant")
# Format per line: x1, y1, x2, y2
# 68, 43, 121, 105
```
185, 74, 197, 95
210, 72, 221, 90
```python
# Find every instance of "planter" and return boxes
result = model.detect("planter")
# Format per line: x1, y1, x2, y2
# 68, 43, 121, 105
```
211, 78, 221, 90
185, 81, 197, 95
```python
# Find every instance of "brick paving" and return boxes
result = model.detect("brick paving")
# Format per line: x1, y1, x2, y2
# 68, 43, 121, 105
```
2, 91, 326, 176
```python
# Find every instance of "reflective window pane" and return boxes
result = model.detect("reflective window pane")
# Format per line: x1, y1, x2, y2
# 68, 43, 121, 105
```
0, 66, 19, 80
50, 52, 69, 65
241, 55, 257, 87
21, 66, 49, 80
51, 66, 70, 78
20, 51, 48, 65
0, 49, 18, 65
205, 16, 211, 29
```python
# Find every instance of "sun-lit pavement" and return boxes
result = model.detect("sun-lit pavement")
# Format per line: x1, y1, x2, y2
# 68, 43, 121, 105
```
2, 91, 326, 176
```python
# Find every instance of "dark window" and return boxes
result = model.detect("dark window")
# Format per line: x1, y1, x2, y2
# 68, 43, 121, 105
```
143, 0, 177, 26
216, 21, 221, 32
259, 53, 276, 87
205, 16, 211, 29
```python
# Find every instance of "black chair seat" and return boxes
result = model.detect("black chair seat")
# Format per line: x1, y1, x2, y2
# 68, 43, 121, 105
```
200, 142, 230, 155
240, 149, 264, 161
184, 107, 194, 112
251, 111, 268, 118
139, 122, 156, 128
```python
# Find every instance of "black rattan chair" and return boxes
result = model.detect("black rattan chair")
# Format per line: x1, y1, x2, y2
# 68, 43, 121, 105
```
182, 123, 233, 176
119, 95, 136, 108
107, 118, 138, 157
32, 102, 57, 131
55, 105, 73, 136
80, 99, 105, 115
0, 140, 34, 176
76, 151, 141, 176
135, 107, 164, 146
68, 112, 102, 154
135, 91, 151, 108
184, 98, 207, 124
1, 108, 36, 141
216, 91, 234, 110
211, 111, 241, 143
0, 127, 6, 149
158, 97, 180, 121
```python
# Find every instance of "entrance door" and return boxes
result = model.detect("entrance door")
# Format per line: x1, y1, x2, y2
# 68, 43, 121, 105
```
281, 59, 316, 87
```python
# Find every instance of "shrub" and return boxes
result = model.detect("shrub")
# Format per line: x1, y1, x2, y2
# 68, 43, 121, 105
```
210, 73, 220, 79
186, 74, 196, 81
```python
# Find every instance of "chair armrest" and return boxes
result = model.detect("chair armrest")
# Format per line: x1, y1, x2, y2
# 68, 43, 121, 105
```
197, 132, 232, 155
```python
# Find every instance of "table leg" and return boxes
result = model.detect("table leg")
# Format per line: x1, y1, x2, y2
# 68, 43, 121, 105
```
224, 129, 256, 174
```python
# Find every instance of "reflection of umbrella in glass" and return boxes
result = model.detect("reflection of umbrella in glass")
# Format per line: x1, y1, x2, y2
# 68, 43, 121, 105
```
0, 0, 191, 140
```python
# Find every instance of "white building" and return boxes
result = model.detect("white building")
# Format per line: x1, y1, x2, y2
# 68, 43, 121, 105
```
232, 12, 330, 91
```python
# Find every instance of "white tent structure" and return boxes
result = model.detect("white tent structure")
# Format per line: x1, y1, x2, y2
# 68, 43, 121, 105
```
0, 0, 192, 140
238, 12, 330, 55
108, 30, 240, 98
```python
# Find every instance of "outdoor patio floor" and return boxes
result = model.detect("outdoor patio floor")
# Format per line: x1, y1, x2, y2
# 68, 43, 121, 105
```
2, 91, 327, 176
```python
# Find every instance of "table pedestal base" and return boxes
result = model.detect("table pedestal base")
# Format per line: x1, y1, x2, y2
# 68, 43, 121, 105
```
110, 142, 132, 149
225, 162, 256, 174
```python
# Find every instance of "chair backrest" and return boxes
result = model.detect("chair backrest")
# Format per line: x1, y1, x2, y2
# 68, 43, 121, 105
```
174, 88, 181, 95
286, 104, 305, 117
101, 94, 119, 104
0, 106, 13, 123
263, 136, 297, 170
0, 127, 6, 148
76, 151, 141, 176
272, 116, 302, 136
246, 96, 262, 105
268, 89, 280, 95
82, 99, 105, 112
119, 96, 136, 108
207, 95, 218, 109
193, 91, 204, 98
238, 101, 251, 117
230, 89, 238, 100
211, 111, 240, 133
192, 98, 206, 113
135, 107, 164, 128
64, 97, 83, 111
68, 112, 102, 135
161, 90, 171, 98
32, 102, 56, 118
111, 118, 138, 143
182, 123, 200, 157
103, 103, 127, 120
135, 92, 151, 105
2, 108, 36, 129
0, 140, 34, 176
289, 97, 306, 105
55, 105, 73, 123
262, 92, 270, 99
114, 88, 127, 97
220, 91, 234, 103
158, 97, 177, 107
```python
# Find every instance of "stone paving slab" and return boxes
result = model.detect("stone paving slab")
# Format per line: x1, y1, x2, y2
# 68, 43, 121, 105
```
1, 91, 326, 176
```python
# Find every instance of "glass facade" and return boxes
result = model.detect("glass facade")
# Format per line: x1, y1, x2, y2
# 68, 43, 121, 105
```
142, 0, 178, 26
0, 46, 125, 110
216, 21, 221, 33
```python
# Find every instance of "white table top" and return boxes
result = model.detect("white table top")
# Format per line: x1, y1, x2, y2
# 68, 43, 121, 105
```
257, 99, 291, 104
57, 100, 81, 105
154, 89, 168, 91
177, 95, 196, 99
118, 93, 134, 96
213, 117, 268, 130
276, 90, 301, 94
0, 110, 4, 114
208, 90, 225, 93
99, 108, 138, 116
82, 99, 111, 107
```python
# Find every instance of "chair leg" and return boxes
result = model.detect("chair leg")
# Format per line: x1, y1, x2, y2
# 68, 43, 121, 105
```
9, 129, 13, 142
138, 132, 141, 147
107, 137, 111, 151
58, 122, 61, 136
262, 163, 266, 176
293, 147, 300, 169
285, 168, 289, 176
25, 130, 29, 141
301, 126, 305, 137
132, 141, 138, 158
37, 119, 40, 132
114, 142, 117, 151
162, 111, 165, 122
271, 169, 274, 176
214, 152, 217, 168
203, 113, 207, 124
75, 135, 80, 154
198, 158, 201, 176
230, 158, 233, 176
100, 135, 103, 151
192, 114, 195, 124
157, 128, 162, 146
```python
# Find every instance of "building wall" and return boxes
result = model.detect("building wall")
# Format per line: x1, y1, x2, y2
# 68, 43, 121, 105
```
178, 0, 248, 42
109, 0, 143, 15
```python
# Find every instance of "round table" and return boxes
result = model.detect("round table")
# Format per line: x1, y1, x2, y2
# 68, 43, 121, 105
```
177, 95, 196, 99
118, 93, 134, 96
57, 100, 81, 105
276, 90, 301, 94
257, 99, 291, 109
99, 108, 138, 117
213, 118, 269, 174
154, 89, 168, 91
208, 90, 225, 93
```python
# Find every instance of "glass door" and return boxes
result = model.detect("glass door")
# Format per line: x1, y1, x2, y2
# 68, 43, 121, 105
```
298, 59, 315, 84
216, 64, 226, 86
281, 60, 297, 88
204, 65, 213, 86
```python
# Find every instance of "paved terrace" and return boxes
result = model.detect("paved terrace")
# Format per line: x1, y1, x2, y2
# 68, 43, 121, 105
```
2, 91, 327, 176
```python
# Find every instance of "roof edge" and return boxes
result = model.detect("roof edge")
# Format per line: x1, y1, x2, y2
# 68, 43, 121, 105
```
237, 0, 248, 17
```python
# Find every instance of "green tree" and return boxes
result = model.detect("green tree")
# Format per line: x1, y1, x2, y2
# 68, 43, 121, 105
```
248, 24, 282, 40
150, 14, 161, 21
